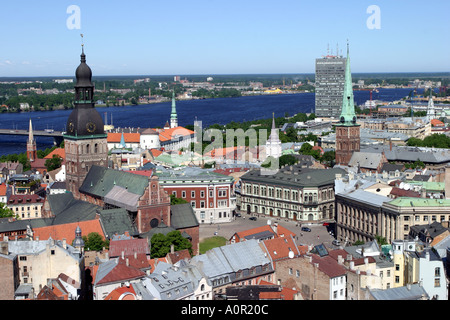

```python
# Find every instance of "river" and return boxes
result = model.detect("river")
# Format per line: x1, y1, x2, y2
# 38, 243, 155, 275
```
0, 88, 420, 156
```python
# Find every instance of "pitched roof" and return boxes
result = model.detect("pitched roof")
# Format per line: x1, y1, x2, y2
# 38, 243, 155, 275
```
46, 192, 101, 225
109, 238, 150, 257
44, 148, 66, 160
94, 259, 146, 286
8, 193, 44, 205
33, 219, 104, 244
262, 235, 300, 262
104, 285, 137, 300
107, 132, 140, 143
80, 165, 149, 198
231, 224, 296, 242
157, 126, 194, 142
170, 203, 199, 230
0, 184, 7, 196
98, 208, 138, 238
310, 254, 347, 278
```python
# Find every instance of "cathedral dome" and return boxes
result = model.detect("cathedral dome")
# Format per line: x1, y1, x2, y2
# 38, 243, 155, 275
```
75, 49, 93, 87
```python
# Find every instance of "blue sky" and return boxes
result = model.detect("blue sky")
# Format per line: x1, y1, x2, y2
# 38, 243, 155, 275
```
0, 0, 448, 76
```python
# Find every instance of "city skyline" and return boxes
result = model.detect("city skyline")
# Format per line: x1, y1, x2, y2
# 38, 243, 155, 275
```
0, 0, 449, 77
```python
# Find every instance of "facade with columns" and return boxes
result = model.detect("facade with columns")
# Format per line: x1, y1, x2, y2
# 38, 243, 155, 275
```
336, 190, 450, 245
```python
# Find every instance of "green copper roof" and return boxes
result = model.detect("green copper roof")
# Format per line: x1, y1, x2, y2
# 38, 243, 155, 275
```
387, 197, 450, 207
171, 91, 177, 120
336, 43, 358, 127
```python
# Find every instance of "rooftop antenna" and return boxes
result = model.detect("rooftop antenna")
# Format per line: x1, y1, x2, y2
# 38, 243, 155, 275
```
336, 43, 339, 57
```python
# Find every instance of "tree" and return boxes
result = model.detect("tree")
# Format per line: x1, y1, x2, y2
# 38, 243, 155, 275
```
82, 232, 109, 251
45, 155, 63, 172
0, 203, 15, 218
170, 194, 188, 205
278, 154, 298, 168
150, 230, 193, 258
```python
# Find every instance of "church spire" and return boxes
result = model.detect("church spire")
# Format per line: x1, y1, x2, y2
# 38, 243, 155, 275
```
170, 90, 178, 128
338, 41, 357, 126
426, 87, 436, 121
27, 118, 37, 162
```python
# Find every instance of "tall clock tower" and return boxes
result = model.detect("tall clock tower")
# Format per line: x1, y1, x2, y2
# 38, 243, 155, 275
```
335, 43, 360, 166
64, 45, 108, 199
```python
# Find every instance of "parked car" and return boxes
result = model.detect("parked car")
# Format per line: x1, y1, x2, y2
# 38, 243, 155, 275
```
249, 217, 257, 221
332, 240, 341, 246
301, 227, 311, 232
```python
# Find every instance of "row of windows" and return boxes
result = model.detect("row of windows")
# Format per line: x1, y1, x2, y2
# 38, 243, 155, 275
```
244, 183, 333, 203
171, 189, 228, 199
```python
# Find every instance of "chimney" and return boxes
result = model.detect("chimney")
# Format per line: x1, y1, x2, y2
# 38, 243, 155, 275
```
171, 244, 175, 254
126, 258, 129, 266
0, 242, 8, 255
349, 261, 355, 270
122, 251, 124, 259
62, 238, 67, 250
337, 255, 344, 265
134, 251, 137, 259
272, 222, 278, 235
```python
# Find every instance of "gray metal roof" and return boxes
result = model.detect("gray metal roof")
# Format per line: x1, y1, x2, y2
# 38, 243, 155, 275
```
241, 166, 347, 188
98, 208, 138, 238
369, 283, 429, 300
170, 203, 199, 230
191, 239, 271, 280
103, 185, 141, 212
337, 189, 390, 208
80, 165, 149, 198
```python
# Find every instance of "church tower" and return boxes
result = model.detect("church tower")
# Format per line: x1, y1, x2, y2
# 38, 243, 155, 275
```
426, 87, 436, 121
334, 43, 360, 166
170, 91, 178, 128
64, 43, 108, 199
26, 118, 37, 162
265, 113, 282, 159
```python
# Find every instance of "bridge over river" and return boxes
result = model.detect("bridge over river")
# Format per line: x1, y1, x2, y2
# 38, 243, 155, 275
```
0, 128, 64, 145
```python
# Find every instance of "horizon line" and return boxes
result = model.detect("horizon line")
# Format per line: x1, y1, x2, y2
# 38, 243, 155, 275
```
1, 71, 450, 79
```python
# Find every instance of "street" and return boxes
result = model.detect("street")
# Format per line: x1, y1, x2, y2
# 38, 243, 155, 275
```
199, 214, 338, 250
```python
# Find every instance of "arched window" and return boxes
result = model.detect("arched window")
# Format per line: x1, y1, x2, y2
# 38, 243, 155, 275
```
86, 144, 90, 154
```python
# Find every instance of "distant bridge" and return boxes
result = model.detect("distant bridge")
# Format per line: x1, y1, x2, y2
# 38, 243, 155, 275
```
0, 129, 64, 145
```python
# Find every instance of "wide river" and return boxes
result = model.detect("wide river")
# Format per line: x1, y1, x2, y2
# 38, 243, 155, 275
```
0, 88, 420, 156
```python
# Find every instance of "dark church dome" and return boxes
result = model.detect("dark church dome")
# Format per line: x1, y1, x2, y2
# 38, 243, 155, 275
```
65, 47, 105, 138
75, 49, 93, 87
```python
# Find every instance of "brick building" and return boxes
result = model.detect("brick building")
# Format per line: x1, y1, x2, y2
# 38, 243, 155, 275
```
155, 167, 235, 224
79, 165, 170, 234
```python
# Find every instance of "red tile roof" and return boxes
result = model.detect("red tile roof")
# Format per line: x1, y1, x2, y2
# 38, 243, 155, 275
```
95, 260, 146, 286
8, 194, 44, 205
44, 148, 65, 160
231, 224, 296, 243
109, 238, 150, 257
311, 254, 347, 278
157, 126, 194, 142
0, 184, 7, 196
107, 132, 141, 143
258, 280, 298, 300
104, 286, 137, 300
33, 220, 105, 244
262, 235, 300, 262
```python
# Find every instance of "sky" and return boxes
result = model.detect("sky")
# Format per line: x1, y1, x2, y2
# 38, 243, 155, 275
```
0, 0, 449, 77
